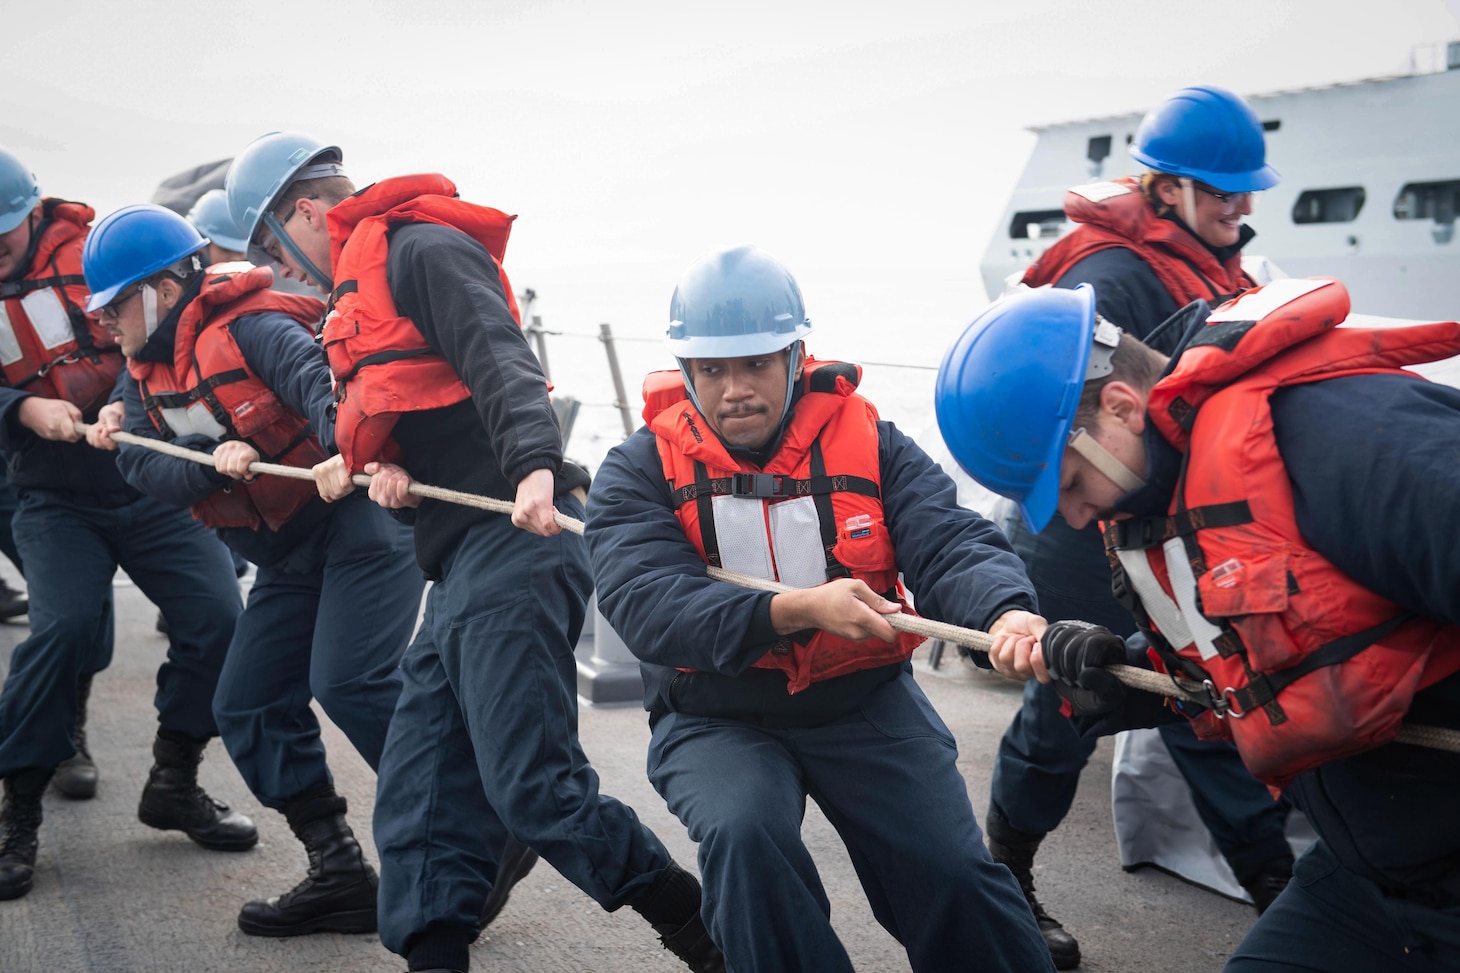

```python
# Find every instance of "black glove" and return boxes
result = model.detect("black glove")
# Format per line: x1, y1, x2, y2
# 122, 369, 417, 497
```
1042, 620, 1127, 716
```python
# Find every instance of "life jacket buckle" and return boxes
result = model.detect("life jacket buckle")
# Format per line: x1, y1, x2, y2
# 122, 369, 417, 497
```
732, 472, 788, 498
1219, 686, 1249, 719
1200, 678, 1246, 719
1201, 678, 1228, 717
36, 353, 80, 377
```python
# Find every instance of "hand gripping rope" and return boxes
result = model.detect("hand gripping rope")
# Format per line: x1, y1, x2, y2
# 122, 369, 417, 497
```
80, 422, 1459, 756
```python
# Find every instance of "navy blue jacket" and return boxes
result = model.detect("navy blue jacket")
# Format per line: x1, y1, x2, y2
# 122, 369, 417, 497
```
0, 386, 137, 504
1097, 348, 1460, 904
381, 223, 589, 578
587, 417, 1037, 726
115, 295, 337, 570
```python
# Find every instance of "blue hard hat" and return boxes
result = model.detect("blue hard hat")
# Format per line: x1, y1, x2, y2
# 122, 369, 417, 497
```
224, 131, 343, 274
1129, 85, 1280, 193
935, 284, 1097, 533
186, 189, 248, 253
83, 205, 207, 312
667, 245, 813, 360
0, 147, 42, 235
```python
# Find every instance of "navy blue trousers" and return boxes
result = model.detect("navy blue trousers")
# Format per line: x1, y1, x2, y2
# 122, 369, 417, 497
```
212, 493, 421, 809
0, 490, 239, 776
374, 499, 671, 957
649, 671, 1055, 973
1226, 840, 1460, 971
0, 476, 114, 677
990, 514, 1289, 878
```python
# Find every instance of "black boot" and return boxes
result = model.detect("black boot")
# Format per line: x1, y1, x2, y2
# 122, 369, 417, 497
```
986, 814, 1081, 970
237, 789, 377, 937
0, 767, 52, 900
630, 860, 725, 973
137, 731, 257, 851
52, 672, 98, 800
480, 835, 538, 928
0, 578, 27, 621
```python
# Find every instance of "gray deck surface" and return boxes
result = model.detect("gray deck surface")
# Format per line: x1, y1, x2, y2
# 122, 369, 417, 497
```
0, 570, 1255, 972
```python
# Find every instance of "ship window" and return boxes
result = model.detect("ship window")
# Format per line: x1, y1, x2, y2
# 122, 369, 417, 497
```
1291, 187, 1366, 224
1393, 181, 1460, 222
1010, 210, 1065, 239
1262, 119, 1281, 132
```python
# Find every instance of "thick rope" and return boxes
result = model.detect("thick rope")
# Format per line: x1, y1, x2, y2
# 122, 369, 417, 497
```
93, 426, 585, 534
84, 422, 1460, 755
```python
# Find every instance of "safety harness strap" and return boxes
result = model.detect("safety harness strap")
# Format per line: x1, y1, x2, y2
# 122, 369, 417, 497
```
0, 274, 87, 299
671, 471, 878, 508
1224, 613, 1414, 718
810, 439, 851, 580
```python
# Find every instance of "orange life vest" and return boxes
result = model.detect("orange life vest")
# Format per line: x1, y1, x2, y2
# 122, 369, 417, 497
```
644, 359, 925, 694
1104, 278, 1460, 787
1022, 177, 1255, 307
321, 174, 523, 472
129, 264, 328, 531
0, 199, 121, 413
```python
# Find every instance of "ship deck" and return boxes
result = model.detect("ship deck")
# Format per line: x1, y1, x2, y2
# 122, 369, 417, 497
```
0, 569, 1256, 973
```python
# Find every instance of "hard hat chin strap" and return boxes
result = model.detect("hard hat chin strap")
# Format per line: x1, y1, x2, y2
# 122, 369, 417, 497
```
260, 211, 334, 293
141, 284, 160, 340
1068, 427, 1146, 493
676, 358, 705, 420
1178, 177, 1199, 229
780, 341, 802, 428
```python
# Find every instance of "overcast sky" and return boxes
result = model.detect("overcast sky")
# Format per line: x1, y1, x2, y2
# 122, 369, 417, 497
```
4, 0, 1458, 379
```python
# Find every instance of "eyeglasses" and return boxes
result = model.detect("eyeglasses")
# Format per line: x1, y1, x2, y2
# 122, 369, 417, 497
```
1192, 183, 1253, 214
98, 286, 142, 322
258, 194, 320, 264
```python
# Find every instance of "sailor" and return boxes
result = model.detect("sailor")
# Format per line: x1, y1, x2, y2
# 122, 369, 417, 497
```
985, 85, 1292, 967
1022, 84, 1274, 331
83, 203, 426, 937
584, 245, 1056, 973
0, 149, 124, 806
185, 189, 249, 266
0, 149, 253, 903
225, 132, 723, 973
939, 280, 1460, 972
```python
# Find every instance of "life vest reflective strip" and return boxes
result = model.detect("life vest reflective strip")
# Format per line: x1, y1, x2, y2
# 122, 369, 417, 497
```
1021, 177, 1255, 308
644, 359, 925, 694
0, 199, 121, 413
128, 264, 328, 532
321, 174, 523, 472
1103, 278, 1460, 787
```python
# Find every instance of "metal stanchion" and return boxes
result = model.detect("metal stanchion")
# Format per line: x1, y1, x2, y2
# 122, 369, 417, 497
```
573, 592, 646, 706
520, 289, 552, 383
599, 322, 636, 440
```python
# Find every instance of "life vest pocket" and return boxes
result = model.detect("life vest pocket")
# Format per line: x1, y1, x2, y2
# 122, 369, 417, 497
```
226, 394, 291, 439
1196, 546, 1348, 674
1196, 548, 1290, 618
832, 519, 896, 574
319, 312, 360, 381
